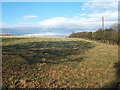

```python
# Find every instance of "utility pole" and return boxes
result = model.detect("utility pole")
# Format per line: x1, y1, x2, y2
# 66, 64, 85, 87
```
102, 16, 104, 30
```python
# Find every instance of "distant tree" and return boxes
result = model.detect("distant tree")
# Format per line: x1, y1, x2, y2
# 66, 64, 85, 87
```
110, 23, 119, 30
69, 23, 119, 44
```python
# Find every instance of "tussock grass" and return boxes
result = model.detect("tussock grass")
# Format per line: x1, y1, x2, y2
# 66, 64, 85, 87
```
2, 37, 118, 88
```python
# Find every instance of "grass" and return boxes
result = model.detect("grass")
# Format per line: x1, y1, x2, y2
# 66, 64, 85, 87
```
2, 37, 118, 88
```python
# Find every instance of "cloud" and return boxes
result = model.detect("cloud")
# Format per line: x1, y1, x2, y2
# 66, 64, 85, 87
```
89, 0, 119, 2
79, 1, 118, 27
81, 1, 118, 12
2, 1, 118, 37
37, 15, 117, 31
2, 16, 117, 36
79, 11, 118, 21
23, 15, 37, 19
24, 32, 69, 37
24, 33, 58, 36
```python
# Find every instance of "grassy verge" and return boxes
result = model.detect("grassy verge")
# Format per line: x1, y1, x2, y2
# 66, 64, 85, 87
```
2, 37, 118, 88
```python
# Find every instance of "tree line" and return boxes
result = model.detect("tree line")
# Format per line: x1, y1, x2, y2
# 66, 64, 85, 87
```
69, 23, 119, 45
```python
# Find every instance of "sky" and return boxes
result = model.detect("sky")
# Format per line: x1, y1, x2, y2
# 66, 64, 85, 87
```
1, 0, 118, 37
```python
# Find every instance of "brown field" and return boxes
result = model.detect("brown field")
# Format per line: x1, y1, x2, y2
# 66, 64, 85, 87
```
2, 37, 118, 88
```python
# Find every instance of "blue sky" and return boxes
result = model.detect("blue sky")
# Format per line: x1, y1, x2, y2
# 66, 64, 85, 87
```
3, 2, 90, 24
1, 1, 118, 37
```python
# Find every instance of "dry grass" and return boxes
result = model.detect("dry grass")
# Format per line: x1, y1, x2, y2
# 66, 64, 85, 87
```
2, 37, 118, 88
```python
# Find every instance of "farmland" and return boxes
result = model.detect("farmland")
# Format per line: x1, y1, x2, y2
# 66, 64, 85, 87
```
2, 37, 118, 88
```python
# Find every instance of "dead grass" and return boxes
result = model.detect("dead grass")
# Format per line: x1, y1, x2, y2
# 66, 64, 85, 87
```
2, 37, 118, 88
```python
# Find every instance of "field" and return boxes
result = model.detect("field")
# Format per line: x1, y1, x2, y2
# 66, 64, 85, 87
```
2, 37, 118, 88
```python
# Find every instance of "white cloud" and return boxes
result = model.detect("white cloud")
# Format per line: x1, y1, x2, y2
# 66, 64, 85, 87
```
89, 0, 119, 2
79, 1, 118, 29
23, 15, 37, 19
39, 17, 68, 28
82, 2, 118, 12
81, 11, 118, 21
2, 15, 117, 34
37, 15, 117, 31
2, 1, 118, 36
24, 32, 68, 36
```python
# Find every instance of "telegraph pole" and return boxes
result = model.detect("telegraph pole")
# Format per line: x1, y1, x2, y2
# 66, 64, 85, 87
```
102, 16, 104, 30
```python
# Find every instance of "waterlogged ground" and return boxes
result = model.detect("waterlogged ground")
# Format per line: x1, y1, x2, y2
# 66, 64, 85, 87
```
2, 37, 118, 88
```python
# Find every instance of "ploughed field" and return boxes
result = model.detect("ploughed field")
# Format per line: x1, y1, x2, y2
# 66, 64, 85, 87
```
2, 37, 118, 88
